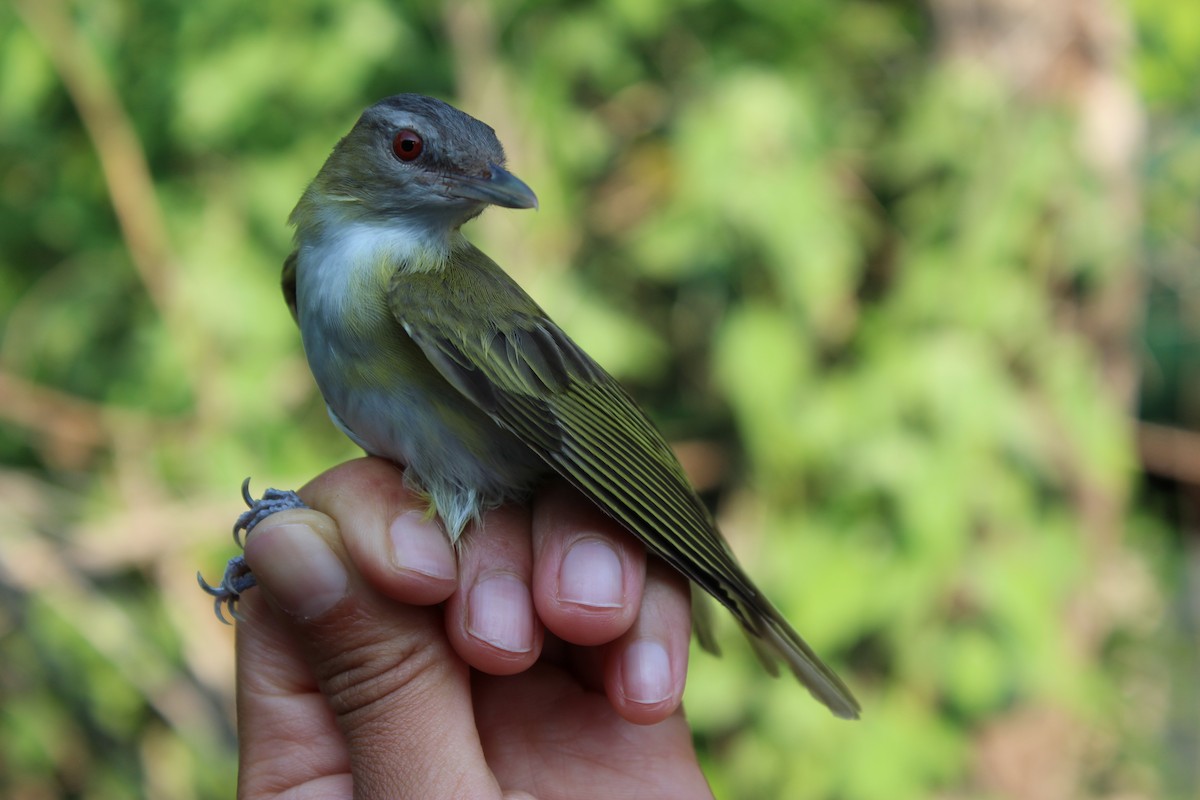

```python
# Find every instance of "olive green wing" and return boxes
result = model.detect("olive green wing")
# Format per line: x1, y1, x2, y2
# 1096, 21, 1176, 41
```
390, 259, 860, 719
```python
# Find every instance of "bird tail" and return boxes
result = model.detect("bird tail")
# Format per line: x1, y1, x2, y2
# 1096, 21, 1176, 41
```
690, 583, 722, 655
742, 597, 861, 720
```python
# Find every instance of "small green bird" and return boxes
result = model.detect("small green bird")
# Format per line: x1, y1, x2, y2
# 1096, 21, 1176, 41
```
203, 94, 859, 719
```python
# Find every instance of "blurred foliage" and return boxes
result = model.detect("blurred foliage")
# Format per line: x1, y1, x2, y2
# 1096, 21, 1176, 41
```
0, 0, 1191, 797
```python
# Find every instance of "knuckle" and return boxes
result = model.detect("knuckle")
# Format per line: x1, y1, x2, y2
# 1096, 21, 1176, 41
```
309, 610, 449, 728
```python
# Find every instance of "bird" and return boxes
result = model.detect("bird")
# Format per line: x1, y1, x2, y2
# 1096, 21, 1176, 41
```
201, 94, 860, 720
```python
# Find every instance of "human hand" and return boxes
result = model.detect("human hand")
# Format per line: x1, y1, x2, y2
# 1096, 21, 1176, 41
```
233, 457, 713, 799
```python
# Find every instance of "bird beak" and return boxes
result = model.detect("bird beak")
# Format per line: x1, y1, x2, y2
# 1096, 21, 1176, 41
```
445, 162, 539, 210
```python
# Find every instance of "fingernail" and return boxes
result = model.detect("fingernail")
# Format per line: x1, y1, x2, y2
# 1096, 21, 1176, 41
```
245, 522, 348, 619
390, 512, 455, 580
558, 538, 623, 609
467, 574, 534, 653
621, 639, 673, 705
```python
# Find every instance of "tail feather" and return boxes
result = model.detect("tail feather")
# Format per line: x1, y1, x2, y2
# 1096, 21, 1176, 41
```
690, 583, 722, 656
689, 575, 861, 719
743, 599, 861, 720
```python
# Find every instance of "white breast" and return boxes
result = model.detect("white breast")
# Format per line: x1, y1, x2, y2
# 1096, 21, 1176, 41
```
298, 216, 449, 314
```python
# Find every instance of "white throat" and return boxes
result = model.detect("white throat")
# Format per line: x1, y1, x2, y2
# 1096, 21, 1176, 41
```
302, 212, 454, 274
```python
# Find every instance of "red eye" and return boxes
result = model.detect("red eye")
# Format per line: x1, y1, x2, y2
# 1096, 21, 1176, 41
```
392, 129, 423, 161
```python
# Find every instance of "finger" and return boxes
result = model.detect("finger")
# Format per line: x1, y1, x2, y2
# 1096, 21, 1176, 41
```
242, 468, 505, 800
604, 560, 691, 725
473, 660, 712, 798
235, 587, 352, 798
445, 503, 542, 675
301, 457, 457, 606
291, 457, 457, 605
530, 482, 646, 647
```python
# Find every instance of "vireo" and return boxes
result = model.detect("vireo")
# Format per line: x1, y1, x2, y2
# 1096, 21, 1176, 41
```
201, 94, 860, 719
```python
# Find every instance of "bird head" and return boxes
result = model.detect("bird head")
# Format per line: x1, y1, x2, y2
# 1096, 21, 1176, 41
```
294, 94, 537, 235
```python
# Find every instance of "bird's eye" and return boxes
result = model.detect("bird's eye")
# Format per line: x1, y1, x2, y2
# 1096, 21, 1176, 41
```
392, 129, 424, 161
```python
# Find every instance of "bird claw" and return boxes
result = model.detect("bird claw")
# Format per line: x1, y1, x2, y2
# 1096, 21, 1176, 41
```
197, 557, 257, 624
198, 478, 310, 622
232, 477, 307, 547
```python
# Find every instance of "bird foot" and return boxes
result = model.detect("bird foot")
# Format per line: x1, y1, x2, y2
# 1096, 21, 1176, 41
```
197, 478, 309, 622
232, 477, 308, 547
197, 556, 257, 624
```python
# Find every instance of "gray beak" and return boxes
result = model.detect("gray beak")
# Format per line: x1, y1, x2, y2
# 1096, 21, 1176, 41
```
445, 162, 538, 210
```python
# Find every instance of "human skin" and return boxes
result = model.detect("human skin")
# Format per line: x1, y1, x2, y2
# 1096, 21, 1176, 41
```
233, 457, 714, 799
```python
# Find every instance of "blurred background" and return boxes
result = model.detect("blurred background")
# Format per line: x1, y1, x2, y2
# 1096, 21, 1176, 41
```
1, 0, 1196, 797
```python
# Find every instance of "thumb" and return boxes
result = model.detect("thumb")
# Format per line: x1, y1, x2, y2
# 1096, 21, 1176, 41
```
241, 504, 503, 800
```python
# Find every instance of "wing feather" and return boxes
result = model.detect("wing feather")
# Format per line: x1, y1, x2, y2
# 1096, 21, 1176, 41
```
405, 314, 749, 600
281, 251, 299, 323
389, 250, 860, 719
